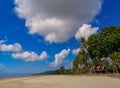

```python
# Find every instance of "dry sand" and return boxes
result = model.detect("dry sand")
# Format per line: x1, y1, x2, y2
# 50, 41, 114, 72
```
0, 75, 120, 88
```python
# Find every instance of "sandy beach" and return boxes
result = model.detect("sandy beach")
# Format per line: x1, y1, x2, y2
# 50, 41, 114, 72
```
0, 75, 120, 88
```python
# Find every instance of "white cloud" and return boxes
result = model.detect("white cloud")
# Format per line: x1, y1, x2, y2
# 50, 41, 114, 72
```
72, 48, 81, 55
14, 0, 102, 43
12, 51, 48, 62
0, 40, 48, 62
75, 24, 99, 40
50, 49, 70, 67
0, 43, 22, 52
0, 40, 6, 44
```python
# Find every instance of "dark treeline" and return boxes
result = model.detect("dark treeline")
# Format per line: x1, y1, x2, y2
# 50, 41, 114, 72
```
34, 66, 73, 75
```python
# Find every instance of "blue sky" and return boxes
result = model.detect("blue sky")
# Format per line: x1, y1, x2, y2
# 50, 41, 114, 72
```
0, 0, 120, 75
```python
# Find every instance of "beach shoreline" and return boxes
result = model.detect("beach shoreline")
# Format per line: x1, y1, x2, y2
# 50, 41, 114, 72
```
0, 75, 120, 88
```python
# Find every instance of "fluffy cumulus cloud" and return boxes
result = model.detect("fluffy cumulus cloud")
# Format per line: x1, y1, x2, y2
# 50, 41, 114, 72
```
14, 0, 102, 43
0, 40, 6, 44
0, 42, 22, 52
0, 40, 48, 62
12, 51, 48, 62
75, 24, 99, 40
72, 48, 81, 55
50, 49, 70, 67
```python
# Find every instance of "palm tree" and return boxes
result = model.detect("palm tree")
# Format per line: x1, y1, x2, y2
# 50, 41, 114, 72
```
79, 36, 88, 51
78, 36, 95, 73
79, 36, 96, 73
109, 52, 120, 73
73, 36, 95, 73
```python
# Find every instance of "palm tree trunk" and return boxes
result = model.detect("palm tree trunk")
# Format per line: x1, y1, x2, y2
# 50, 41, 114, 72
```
105, 61, 108, 74
114, 64, 119, 73
92, 60, 95, 74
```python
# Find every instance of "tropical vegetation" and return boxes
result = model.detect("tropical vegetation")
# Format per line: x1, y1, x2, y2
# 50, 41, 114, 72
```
72, 26, 120, 74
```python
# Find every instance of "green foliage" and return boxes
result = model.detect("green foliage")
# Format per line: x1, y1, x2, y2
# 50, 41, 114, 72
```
109, 52, 120, 62
53, 69, 61, 74
43, 66, 73, 75
72, 55, 83, 72
92, 58, 106, 66
72, 37, 89, 73
88, 26, 120, 58
72, 26, 120, 74
107, 65, 114, 73
59, 66, 65, 74
109, 52, 120, 73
